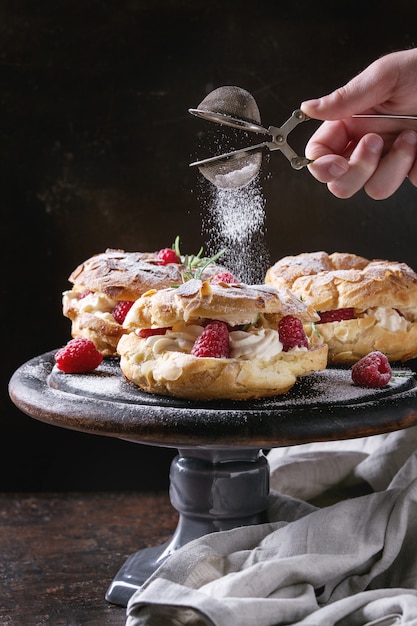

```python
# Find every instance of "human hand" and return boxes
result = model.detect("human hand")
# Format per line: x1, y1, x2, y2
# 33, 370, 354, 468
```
301, 49, 417, 199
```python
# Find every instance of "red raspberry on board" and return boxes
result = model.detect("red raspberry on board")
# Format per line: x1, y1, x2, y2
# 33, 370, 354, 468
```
112, 300, 134, 324
157, 248, 180, 265
191, 321, 230, 358
318, 308, 355, 324
137, 327, 169, 338
55, 338, 103, 373
351, 351, 392, 388
278, 315, 309, 352
211, 271, 239, 285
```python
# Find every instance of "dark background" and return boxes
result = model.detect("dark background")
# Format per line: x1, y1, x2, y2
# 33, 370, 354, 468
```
2, 0, 417, 491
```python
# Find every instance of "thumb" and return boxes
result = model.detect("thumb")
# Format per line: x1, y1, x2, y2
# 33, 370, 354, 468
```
301, 90, 355, 121
301, 53, 400, 121
301, 82, 375, 121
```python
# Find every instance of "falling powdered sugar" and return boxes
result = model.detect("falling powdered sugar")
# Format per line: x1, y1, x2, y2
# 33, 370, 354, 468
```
203, 179, 270, 284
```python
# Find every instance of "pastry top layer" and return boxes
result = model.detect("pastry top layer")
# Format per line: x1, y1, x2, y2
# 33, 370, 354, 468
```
123, 279, 320, 330
68, 248, 223, 301
265, 251, 417, 311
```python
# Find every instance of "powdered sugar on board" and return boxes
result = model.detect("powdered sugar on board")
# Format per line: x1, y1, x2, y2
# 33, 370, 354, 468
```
261, 366, 414, 409
46, 358, 416, 410
15, 357, 52, 383
48, 358, 140, 404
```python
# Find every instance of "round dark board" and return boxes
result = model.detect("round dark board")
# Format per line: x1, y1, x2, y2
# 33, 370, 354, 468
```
8, 351, 417, 449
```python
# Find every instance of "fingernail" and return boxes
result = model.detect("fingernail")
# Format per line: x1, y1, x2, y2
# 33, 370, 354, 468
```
403, 130, 417, 145
365, 134, 384, 154
301, 98, 321, 111
329, 162, 349, 177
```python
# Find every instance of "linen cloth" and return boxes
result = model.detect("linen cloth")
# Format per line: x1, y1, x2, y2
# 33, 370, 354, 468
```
126, 425, 417, 626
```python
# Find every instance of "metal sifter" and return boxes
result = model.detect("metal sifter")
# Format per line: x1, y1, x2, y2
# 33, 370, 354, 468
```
188, 85, 312, 189
189, 85, 417, 190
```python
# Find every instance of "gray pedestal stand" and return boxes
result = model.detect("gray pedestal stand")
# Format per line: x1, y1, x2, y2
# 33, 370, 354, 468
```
106, 447, 269, 606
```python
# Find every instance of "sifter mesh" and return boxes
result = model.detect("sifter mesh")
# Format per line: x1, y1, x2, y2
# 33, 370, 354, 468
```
197, 86, 262, 125
196, 86, 263, 189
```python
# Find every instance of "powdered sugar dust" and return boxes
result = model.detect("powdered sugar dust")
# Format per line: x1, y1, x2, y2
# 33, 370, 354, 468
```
202, 179, 270, 284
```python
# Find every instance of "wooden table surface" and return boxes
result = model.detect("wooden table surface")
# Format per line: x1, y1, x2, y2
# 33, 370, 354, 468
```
0, 491, 178, 625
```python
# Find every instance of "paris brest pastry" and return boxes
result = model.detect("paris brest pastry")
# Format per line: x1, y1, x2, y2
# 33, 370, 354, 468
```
62, 245, 225, 357
117, 278, 328, 400
265, 251, 417, 364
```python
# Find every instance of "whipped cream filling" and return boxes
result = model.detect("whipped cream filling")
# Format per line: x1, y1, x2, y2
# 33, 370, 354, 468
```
229, 328, 283, 359
145, 324, 204, 354
64, 290, 119, 316
364, 307, 408, 331
320, 306, 413, 331
143, 323, 296, 361
135, 322, 310, 382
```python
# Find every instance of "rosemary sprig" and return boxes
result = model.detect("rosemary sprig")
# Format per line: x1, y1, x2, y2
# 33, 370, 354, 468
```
392, 370, 417, 377
172, 235, 226, 282
311, 321, 321, 338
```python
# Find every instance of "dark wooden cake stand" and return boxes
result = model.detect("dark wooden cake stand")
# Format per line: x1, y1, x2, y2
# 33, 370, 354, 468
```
9, 351, 417, 607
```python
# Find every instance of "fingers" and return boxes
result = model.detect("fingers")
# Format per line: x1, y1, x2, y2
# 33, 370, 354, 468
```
308, 134, 384, 198
364, 130, 417, 199
306, 156, 349, 183
307, 130, 417, 199
305, 120, 351, 161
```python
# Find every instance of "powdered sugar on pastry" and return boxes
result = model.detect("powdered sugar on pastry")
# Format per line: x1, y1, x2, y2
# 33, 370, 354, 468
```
62, 247, 227, 357
266, 251, 417, 364
118, 280, 328, 400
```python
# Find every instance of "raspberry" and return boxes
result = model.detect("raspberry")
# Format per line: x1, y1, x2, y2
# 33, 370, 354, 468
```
191, 321, 230, 358
211, 271, 239, 285
78, 290, 94, 300
137, 327, 169, 338
112, 300, 134, 324
55, 338, 103, 373
318, 308, 355, 324
351, 351, 392, 388
278, 315, 308, 351
157, 248, 180, 265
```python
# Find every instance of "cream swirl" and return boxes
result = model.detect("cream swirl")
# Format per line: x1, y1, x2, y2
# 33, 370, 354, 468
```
145, 324, 204, 354
229, 328, 283, 360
